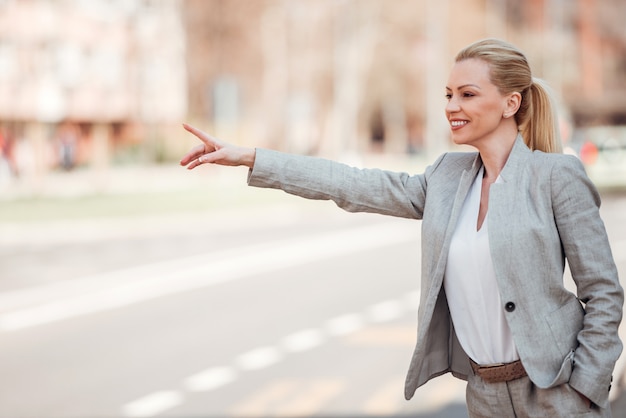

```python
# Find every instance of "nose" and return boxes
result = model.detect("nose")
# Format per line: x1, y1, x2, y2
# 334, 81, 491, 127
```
445, 96, 460, 115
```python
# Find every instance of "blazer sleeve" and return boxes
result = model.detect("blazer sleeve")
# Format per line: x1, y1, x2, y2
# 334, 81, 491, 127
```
247, 148, 443, 220
551, 155, 624, 407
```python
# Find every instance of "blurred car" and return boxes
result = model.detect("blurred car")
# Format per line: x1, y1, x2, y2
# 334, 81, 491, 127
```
568, 125, 626, 190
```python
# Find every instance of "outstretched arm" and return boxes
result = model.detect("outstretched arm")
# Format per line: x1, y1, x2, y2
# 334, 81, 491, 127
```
179, 124, 256, 169
181, 123, 434, 220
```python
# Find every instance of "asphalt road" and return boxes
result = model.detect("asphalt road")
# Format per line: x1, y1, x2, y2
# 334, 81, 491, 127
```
1, 189, 625, 417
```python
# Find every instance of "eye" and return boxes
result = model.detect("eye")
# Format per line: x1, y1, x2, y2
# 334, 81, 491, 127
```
445, 93, 452, 100
462, 91, 475, 98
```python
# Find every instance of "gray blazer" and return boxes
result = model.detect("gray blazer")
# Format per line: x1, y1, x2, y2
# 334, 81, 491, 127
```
247, 136, 623, 408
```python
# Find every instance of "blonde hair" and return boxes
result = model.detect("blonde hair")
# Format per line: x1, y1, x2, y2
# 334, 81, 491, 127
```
455, 39, 562, 153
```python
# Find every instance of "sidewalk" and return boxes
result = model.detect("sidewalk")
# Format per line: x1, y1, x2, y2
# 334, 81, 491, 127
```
0, 163, 242, 200
1, 154, 623, 203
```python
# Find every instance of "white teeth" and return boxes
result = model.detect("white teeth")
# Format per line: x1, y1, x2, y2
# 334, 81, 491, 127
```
450, 120, 468, 127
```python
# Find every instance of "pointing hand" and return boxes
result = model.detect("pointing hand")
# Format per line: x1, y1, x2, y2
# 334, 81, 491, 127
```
179, 124, 256, 169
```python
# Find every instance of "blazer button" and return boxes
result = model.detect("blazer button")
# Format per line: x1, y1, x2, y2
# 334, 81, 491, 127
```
505, 302, 516, 312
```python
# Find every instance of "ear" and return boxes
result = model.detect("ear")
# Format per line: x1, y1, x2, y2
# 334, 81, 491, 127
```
503, 92, 522, 118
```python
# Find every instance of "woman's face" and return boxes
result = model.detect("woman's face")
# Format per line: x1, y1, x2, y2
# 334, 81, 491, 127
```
445, 58, 511, 148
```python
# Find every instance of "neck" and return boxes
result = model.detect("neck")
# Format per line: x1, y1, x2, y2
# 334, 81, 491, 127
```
477, 131, 518, 180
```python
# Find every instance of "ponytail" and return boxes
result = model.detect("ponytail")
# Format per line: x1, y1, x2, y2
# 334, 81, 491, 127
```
518, 78, 562, 154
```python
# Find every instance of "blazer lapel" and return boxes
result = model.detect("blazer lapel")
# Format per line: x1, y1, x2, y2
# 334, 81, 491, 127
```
429, 153, 482, 294
488, 135, 532, 283
450, 159, 482, 230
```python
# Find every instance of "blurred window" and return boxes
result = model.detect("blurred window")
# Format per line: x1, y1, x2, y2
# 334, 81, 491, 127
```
212, 77, 240, 125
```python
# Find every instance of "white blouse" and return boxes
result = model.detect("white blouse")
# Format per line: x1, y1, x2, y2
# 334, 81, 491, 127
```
444, 167, 519, 365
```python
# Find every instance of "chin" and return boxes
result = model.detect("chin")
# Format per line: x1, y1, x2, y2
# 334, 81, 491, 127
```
450, 135, 480, 151
450, 134, 470, 146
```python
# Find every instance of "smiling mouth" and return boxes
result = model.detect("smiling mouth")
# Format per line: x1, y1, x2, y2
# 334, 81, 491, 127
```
450, 120, 468, 127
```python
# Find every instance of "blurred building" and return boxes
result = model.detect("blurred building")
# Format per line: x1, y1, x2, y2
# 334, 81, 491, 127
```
0, 0, 625, 185
0, 0, 187, 179
184, 0, 626, 157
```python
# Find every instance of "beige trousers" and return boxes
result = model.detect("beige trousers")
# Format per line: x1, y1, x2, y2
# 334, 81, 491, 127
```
466, 373, 611, 418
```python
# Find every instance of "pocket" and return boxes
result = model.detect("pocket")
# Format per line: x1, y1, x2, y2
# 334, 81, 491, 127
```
546, 298, 584, 354
546, 349, 575, 387
533, 380, 599, 417
562, 383, 599, 417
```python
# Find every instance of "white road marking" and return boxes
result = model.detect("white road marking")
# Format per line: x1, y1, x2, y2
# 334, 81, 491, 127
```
183, 366, 237, 392
119, 290, 420, 416
325, 313, 365, 336
367, 299, 404, 323
121, 390, 184, 417
0, 221, 417, 332
281, 328, 325, 352
236, 346, 283, 371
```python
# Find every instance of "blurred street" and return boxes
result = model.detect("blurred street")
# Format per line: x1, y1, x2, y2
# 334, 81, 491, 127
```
0, 165, 625, 417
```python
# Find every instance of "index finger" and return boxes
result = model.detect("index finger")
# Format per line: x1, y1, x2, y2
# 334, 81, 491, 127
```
183, 123, 216, 147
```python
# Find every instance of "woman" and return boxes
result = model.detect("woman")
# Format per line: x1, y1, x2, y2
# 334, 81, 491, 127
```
180, 39, 623, 417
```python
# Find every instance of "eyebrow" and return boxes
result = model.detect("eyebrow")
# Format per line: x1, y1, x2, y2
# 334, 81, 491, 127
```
445, 84, 481, 91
